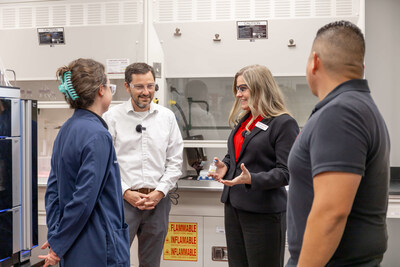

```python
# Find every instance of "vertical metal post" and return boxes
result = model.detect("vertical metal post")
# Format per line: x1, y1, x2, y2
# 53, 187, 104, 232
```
21, 100, 32, 253
143, 0, 149, 63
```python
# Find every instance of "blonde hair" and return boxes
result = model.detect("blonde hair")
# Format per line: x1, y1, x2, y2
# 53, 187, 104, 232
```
228, 65, 290, 130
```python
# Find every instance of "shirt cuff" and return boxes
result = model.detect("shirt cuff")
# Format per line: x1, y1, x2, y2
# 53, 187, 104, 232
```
155, 184, 169, 198
121, 181, 130, 195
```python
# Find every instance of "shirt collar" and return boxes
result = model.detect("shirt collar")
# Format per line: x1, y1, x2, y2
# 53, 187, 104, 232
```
310, 79, 370, 116
124, 99, 158, 115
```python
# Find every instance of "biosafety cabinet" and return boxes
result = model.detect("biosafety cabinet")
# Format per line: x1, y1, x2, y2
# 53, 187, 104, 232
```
0, 0, 367, 266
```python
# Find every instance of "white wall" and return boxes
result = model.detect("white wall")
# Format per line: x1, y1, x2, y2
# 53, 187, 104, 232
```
365, 0, 400, 265
365, 0, 400, 166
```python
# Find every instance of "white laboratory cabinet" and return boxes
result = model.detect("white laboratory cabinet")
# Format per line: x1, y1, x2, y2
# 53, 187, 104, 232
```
152, 0, 363, 77
0, 0, 145, 80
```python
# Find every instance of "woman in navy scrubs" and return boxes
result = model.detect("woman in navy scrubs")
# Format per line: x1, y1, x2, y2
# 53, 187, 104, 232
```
209, 65, 299, 267
39, 58, 130, 267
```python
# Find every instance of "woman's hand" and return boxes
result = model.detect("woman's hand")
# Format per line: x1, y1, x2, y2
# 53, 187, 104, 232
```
38, 241, 60, 267
208, 157, 228, 182
221, 163, 251, 186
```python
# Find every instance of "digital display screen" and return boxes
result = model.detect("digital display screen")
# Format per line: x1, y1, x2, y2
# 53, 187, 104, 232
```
37, 27, 65, 45
237, 21, 268, 40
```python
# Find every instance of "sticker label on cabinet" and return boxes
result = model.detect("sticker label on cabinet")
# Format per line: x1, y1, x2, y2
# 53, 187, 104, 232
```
106, 58, 129, 74
163, 222, 198, 261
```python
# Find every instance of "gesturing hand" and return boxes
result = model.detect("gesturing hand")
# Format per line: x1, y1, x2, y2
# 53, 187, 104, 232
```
38, 241, 60, 267
221, 163, 251, 187
207, 157, 228, 182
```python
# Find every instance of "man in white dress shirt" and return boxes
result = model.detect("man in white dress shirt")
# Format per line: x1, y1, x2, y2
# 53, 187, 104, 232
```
103, 62, 183, 267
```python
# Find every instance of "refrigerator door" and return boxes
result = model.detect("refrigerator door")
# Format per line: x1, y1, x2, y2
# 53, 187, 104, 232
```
0, 207, 21, 261
0, 210, 13, 261
12, 207, 21, 254
0, 98, 20, 137
12, 138, 21, 208
0, 137, 20, 211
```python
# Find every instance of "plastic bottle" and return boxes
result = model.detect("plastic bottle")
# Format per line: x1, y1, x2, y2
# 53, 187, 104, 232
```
208, 159, 217, 173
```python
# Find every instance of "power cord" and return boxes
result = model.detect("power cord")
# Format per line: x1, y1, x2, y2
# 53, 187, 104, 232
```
169, 183, 180, 205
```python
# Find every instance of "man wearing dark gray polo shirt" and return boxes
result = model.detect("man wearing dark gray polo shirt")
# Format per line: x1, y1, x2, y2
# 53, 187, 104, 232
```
286, 21, 390, 267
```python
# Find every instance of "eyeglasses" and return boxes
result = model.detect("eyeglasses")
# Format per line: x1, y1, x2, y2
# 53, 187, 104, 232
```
236, 84, 249, 92
130, 83, 157, 91
107, 84, 117, 95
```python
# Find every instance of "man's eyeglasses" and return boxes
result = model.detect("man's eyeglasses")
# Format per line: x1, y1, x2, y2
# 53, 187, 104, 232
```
130, 83, 157, 91
107, 84, 117, 95
236, 84, 249, 92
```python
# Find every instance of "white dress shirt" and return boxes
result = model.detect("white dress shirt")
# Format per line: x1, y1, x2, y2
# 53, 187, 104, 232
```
103, 100, 183, 196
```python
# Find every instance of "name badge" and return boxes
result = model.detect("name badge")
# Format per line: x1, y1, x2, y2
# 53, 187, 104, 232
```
255, 122, 269, 131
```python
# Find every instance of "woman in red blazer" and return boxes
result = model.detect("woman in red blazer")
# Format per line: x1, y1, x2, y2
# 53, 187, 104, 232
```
209, 65, 299, 267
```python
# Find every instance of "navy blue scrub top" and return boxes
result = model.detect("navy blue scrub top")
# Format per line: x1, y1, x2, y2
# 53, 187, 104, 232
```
45, 109, 130, 266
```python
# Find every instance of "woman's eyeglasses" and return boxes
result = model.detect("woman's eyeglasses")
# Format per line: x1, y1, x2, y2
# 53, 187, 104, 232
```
108, 84, 117, 95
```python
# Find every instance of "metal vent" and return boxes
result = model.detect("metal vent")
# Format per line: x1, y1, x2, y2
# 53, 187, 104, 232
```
275, 0, 291, 18
177, 0, 192, 21
254, 1, 271, 19
153, 0, 359, 22
70, 4, 84, 25
336, 0, 353, 16
88, 3, 102, 25
157, 0, 174, 22
19, 7, 33, 28
105, 3, 120, 24
215, 0, 231, 20
235, 0, 251, 20
123, 2, 139, 23
315, 0, 331, 17
295, 0, 311, 17
196, 0, 212, 21
2, 8, 16, 28
52, 5, 67, 26
36, 6, 50, 27
0, 1, 142, 29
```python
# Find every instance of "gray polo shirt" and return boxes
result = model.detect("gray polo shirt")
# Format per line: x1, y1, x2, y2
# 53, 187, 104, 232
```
286, 79, 390, 266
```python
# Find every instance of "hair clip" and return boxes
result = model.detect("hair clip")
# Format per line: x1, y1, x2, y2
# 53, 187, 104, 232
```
58, 71, 79, 100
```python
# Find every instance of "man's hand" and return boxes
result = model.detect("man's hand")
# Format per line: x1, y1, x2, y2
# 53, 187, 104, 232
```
38, 241, 60, 267
208, 157, 228, 182
124, 190, 165, 210
221, 163, 251, 186
123, 190, 148, 208
144, 190, 165, 208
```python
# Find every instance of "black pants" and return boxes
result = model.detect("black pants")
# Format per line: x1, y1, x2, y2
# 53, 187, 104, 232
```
225, 201, 286, 267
